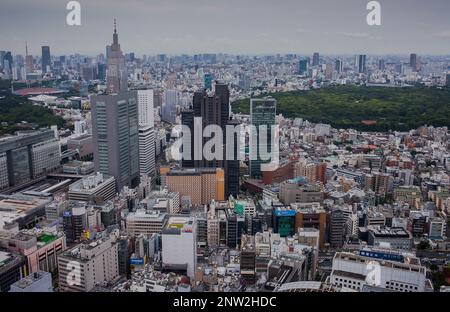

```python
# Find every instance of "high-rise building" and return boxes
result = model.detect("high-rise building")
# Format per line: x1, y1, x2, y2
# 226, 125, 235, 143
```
181, 108, 195, 168
204, 73, 214, 90
41, 46, 51, 73
138, 125, 156, 179
446, 73, 450, 87
249, 98, 277, 178
298, 59, 308, 75
161, 90, 178, 124
91, 22, 139, 191
378, 59, 386, 71
106, 20, 128, 94
91, 92, 140, 191
137, 89, 154, 128
358, 54, 367, 73
312, 53, 320, 66
335, 59, 343, 74
410, 53, 418, 71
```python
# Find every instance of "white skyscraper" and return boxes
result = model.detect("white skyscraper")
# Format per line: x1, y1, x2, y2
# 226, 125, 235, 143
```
137, 89, 154, 127
139, 125, 156, 179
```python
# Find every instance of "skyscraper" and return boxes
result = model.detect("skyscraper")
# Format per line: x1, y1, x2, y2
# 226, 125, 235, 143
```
162, 90, 178, 124
358, 54, 367, 74
204, 73, 214, 90
25, 43, 33, 74
137, 89, 155, 128
298, 59, 308, 75
41, 46, 51, 73
106, 20, 128, 94
378, 59, 386, 71
312, 53, 320, 66
446, 73, 450, 87
138, 125, 156, 179
335, 59, 343, 74
137, 89, 156, 183
410, 53, 417, 72
91, 22, 140, 191
249, 98, 277, 178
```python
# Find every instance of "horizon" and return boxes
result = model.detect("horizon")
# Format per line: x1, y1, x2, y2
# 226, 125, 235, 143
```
1, 0, 450, 56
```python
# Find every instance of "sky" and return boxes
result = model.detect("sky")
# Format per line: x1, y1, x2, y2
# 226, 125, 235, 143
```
1, 0, 450, 56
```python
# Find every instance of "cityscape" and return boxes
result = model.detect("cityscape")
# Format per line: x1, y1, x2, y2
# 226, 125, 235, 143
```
1, 0, 450, 298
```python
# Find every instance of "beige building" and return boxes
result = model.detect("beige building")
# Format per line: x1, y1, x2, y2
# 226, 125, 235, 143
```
164, 168, 225, 206
126, 209, 168, 236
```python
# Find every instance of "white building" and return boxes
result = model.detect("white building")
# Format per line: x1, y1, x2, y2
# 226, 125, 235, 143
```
328, 248, 431, 292
138, 125, 156, 178
161, 216, 197, 278
137, 89, 154, 128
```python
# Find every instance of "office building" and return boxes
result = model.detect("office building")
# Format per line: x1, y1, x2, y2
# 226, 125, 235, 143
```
164, 168, 225, 206
58, 237, 119, 292
293, 204, 327, 249
138, 125, 156, 179
63, 202, 88, 243
335, 59, 343, 74
162, 89, 178, 124
204, 73, 214, 90
249, 98, 277, 178
91, 24, 139, 191
126, 209, 168, 236
410, 53, 418, 71
312, 53, 320, 66
137, 89, 155, 128
279, 180, 323, 205
41, 46, 51, 73
0, 130, 60, 191
68, 173, 116, 203
91, 91, 140, 191
358, 55, 367, 74
298, 59, 308, 75
272, 208, 296, 237
367, 226, 412, 250
161, 216, 197, 278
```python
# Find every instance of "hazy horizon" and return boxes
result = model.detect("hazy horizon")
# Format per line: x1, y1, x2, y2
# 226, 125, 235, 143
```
1, 0, 450, 56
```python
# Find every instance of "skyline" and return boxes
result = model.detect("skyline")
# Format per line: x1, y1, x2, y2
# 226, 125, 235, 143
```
1, 0, 450, 56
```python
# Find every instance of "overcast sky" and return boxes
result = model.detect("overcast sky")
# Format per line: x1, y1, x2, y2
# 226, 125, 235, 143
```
1, 0, 450, 56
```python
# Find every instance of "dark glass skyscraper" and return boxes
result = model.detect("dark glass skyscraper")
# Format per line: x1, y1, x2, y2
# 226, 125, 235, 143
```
410, 53, 418, 71
249, 98, 276, 178
41, 46, 51, 73
358, 54, 367, 74
181, 83, 240, 198
312, 52, 320, 66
